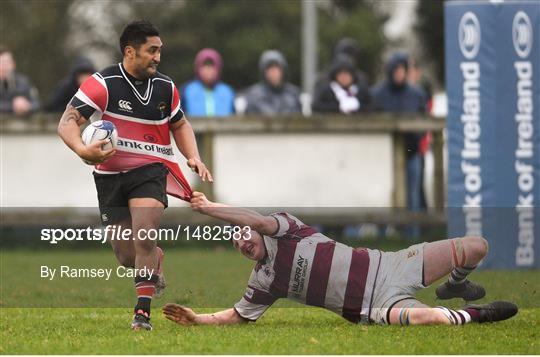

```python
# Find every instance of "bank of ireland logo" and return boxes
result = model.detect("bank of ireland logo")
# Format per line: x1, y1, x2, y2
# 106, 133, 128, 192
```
513, 11, 532, 59
459, 12, 481, 59
143, 133, 158, 143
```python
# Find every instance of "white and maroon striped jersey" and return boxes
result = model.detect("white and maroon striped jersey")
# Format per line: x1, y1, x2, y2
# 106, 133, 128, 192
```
70, 63, 191, 201
234, 212, 381, 324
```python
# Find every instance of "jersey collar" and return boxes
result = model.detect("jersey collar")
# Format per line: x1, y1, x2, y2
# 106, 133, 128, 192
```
118, 63, 153, 105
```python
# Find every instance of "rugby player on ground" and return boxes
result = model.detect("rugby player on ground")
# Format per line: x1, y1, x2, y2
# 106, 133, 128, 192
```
164, 191, 517, 326
58, 20, 212, 330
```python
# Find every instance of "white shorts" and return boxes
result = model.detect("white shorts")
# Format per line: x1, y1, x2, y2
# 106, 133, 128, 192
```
369, 243, 427, 324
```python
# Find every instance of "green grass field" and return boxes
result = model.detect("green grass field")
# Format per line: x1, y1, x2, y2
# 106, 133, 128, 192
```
1, 248, 539, 354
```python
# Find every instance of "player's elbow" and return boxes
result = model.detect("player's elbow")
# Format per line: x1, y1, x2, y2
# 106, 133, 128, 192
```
57, 115, 65, 133
251, 216, 277, 236
57, 120, 68, 139
249, 216, 268, 233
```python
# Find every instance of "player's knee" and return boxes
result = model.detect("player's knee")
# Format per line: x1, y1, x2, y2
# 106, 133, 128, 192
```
134, 239, 156, 253
118, 255, 135, 268
465, 236, 489, 260
133, 233, 156, 253
113, 250, 135, 267
429, 310, 453, 325
413, 309, 450, 325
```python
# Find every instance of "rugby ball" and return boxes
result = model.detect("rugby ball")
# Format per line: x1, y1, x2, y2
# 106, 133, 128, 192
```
81, 120, 118, 164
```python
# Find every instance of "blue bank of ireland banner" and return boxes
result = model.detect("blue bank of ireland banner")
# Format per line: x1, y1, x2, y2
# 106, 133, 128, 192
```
445, 1, 540, 269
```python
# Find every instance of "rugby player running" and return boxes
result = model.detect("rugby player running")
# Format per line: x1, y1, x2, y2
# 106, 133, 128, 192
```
58, 20, 212, 330
164, 192, 517, 326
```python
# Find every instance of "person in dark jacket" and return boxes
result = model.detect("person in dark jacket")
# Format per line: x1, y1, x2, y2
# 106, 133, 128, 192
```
371, 51, 428, 237
0, 49, 40, 117
243, 50, 301, 115
408, 56, 435, 209
45, 56, 96, 112
371, 52, 426, 115
313, 38, 370, 113
181, 48, 235, 117
312, 54, 370, 114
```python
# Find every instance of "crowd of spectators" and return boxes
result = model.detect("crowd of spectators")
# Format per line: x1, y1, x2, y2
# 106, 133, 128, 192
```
1, 40, 434, 234
0, 39, 433, 121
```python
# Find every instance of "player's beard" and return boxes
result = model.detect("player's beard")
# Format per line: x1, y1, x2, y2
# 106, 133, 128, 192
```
135, 64, 156, 80
146, 62, 158, 76
134, 54, 158, 79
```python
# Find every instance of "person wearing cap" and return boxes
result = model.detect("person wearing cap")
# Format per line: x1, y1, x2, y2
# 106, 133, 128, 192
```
45, 56, 96, 112
312, 54, 370, 114
313, 37, 371, 114
370, 51, 428, 238
243, 50, 301, 115
181, 48, 235, 117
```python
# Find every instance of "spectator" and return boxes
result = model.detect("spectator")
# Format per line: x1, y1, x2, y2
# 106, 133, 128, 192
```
0, 48, 40, 117
371, 51, 427, 154
312, 54, 370, 114
181, 48, 235, 117
45, 56, 96, 112
370, 51, 428, 237
408, 57, 433, 114
313, 37, 370, 112
408, 57, 435, 209
243, 50, 301, 115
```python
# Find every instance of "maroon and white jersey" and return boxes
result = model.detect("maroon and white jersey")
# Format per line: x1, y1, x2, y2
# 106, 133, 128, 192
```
70, 63, 191, 201
234, 212, 381, 324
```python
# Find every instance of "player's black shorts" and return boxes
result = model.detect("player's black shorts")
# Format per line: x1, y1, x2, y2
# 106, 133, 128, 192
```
93, 162, 168, 225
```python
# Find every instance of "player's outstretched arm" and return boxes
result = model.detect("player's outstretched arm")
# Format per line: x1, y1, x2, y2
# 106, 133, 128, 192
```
190, 191, 278, 236
163, 303, 246, 326
57, 105, 115, 164
170, 118, 213, 182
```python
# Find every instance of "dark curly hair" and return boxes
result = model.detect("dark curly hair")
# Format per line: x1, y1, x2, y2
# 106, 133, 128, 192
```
119, 20, 160, 55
